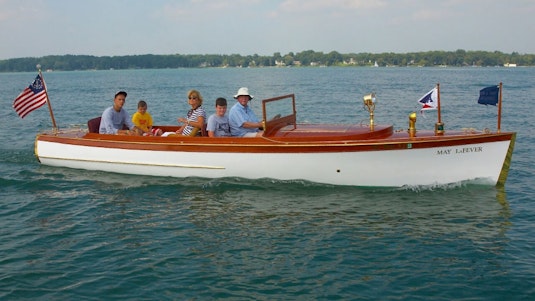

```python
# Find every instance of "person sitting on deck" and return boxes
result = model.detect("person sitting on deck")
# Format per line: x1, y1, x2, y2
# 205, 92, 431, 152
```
175, 89, 206, 136
228, 87, 263, 137
131, 100, 162, 136
99, 91, 141, 135
206, 97, 231, 137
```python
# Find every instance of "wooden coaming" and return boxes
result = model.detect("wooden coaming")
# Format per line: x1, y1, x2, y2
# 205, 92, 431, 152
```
36, 124, 515, 154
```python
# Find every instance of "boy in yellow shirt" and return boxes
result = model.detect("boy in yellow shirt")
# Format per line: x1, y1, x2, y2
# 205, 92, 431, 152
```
131, 100, 162, 136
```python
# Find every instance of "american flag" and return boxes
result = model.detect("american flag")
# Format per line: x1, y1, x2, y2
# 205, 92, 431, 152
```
13, 74, 48, 118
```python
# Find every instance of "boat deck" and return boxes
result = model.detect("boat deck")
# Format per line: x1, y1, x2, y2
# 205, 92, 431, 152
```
271, 124, 394, 141
42, 123, 493, 146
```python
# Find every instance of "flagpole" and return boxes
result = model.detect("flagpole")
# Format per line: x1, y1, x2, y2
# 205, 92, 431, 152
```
436, 83, 441, 124
435, 83, 444, 135
37, 64, 58, 132
497, 82, 502, 133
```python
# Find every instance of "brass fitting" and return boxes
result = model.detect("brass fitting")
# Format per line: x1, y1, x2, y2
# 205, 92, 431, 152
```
408, 112, 417, 137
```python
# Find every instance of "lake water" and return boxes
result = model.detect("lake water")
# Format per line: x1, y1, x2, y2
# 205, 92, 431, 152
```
1, 67, 534, 300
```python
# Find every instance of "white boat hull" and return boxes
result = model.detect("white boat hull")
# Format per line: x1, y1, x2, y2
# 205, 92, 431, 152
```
36, 138, 513, 187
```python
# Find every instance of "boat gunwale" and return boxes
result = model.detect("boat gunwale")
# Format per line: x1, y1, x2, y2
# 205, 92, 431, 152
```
36, 129, 515, 154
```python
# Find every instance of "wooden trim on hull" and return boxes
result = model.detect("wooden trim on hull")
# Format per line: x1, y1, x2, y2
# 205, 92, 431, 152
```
36, 130, 515, 154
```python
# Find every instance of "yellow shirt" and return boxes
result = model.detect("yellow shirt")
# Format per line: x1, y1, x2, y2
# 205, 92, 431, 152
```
132, 111, 154, 132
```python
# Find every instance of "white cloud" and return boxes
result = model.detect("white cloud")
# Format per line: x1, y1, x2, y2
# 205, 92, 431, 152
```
0, 0, 47, 22
411, 9, 448, 21
279, 0, 386, 12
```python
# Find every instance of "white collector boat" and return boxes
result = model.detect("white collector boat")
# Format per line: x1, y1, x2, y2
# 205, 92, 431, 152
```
34, 92, 516, 187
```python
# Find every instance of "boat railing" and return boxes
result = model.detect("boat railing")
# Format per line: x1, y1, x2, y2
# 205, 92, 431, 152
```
262, 94, 297, 136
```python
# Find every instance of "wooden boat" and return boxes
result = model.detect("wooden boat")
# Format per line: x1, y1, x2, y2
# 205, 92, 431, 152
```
34, 92, 516, 187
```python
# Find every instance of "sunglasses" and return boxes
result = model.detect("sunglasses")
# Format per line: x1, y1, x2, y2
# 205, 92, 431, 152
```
189, 96, 198, 100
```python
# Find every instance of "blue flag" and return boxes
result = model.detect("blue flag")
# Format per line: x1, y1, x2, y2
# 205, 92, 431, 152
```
478, 85, 499, 106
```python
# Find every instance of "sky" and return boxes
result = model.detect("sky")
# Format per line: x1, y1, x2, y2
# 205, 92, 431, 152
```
0, 0, 534, 60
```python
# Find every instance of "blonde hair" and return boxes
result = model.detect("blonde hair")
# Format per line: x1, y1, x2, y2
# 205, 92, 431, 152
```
187, 89, 203, 105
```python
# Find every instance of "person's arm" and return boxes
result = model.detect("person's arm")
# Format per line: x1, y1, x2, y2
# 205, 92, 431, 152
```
241, 121, 262, 129
122, 110, 141, 135
241, 108, 263, 129
147, 114, 154, 134
206, 115, 216, 137
117, 129, 137, 135
176, 117, 186, 134
188, 116, 205, 128
124, 113, 136, 131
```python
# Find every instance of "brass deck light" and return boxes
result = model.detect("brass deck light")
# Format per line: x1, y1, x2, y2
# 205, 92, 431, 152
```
363, 93, 376, 130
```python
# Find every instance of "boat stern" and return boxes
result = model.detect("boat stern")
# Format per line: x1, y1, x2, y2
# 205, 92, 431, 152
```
496, 132, 516, 187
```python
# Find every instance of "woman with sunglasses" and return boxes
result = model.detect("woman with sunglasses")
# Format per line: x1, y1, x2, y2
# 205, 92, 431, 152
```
177, 89, 206, 136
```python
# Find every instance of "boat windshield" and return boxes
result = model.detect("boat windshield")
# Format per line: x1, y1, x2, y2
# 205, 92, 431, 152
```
262, 94, 297, 136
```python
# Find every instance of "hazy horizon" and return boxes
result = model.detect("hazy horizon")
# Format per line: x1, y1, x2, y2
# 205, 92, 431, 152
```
1, 0, 533, 60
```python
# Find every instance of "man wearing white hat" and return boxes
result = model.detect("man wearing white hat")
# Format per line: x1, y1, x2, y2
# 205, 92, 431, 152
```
228, 87, 263, 137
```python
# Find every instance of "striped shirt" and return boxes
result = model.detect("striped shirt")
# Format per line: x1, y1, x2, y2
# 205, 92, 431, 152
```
182, 106, 206, 136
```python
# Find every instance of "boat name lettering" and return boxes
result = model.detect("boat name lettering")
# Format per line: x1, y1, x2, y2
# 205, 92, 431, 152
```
455, 146, 483, 154
437, 146, 483, 155
436, 149, 451, 155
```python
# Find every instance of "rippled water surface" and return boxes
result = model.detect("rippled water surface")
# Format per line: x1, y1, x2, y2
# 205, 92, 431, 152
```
1, 67, 534, 300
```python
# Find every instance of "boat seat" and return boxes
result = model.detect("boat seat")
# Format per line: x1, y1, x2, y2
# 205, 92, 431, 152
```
87, 117, 101, 133
201, 123, 207, 136
88, 116, 130, 133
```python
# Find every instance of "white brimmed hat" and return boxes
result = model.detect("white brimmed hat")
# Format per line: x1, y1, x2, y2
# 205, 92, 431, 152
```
234, 87, 254, 100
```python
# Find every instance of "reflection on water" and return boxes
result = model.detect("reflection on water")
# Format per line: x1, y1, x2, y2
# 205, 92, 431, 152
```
184, 179, 512, 245
34, 166, 509, 254
30, 165, 513, 245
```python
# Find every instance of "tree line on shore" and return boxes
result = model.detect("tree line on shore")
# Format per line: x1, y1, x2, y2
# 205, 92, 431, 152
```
1, 49, 533, 72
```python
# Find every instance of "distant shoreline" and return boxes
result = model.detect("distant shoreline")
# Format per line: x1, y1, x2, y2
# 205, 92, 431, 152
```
1, 50, 533, 72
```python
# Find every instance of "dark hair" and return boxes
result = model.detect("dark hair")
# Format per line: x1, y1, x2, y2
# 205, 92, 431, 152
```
138, 100, 147, 108
215, 97, 227, 107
